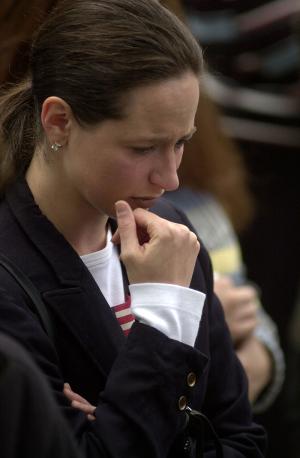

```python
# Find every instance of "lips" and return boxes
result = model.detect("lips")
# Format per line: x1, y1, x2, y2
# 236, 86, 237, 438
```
130, 196, 160, 209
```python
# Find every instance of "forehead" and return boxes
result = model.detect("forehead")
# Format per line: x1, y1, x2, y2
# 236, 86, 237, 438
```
119, 72, 200, 138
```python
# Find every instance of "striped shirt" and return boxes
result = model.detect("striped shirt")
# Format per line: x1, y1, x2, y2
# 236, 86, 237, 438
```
112, 296, 135, 336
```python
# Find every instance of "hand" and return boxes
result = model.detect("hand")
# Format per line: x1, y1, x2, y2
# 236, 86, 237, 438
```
63, 383, 96, 421
236, 336, 273, 403
112, 201, 200, 287
214, 275, 259, 345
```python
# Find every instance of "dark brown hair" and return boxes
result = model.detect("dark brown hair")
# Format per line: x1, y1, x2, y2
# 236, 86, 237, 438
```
0, 0, 202, 193
0, 0, 58, 85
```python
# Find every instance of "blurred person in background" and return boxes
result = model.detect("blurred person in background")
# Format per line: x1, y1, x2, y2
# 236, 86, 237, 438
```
164, 90, 285, 414
163, 1, 300, 457
286, 281, 300, 458
180, 0, 300, 348
282, 15, 300, 458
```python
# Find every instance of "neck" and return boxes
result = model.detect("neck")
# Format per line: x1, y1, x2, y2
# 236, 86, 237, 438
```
26, 153, 108, 255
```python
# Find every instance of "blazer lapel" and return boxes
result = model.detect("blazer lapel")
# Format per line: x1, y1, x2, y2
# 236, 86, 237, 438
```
43, 282, 125, 378
6, 178, 126, 378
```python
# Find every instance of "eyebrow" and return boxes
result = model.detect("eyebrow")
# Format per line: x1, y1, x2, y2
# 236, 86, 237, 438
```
181, 126, 197, 141
130, 126, 197, 144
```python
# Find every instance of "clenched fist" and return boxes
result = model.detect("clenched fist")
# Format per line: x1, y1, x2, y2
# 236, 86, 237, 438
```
112, 200, 200, 287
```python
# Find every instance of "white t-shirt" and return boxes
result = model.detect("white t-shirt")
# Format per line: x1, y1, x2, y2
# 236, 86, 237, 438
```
81, 228, 205, 347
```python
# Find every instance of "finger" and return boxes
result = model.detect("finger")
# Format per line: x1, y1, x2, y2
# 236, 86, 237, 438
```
71, 400, 96, 415
133, 207, 163, 235
87, 414, 96, 421
214, 274, 234, 289
64, 382, 73, 393
234, 286, 258, 303
111, 228, 120, 245
225, 291, 258, 313
64, 386, 90, 405
234, 318, 258, 340
111, 226, 149, 246
115, 201, 139, 252
235, 301, 259, 321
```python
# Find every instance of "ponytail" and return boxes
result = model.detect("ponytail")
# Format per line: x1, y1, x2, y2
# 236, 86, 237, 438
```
0, 79, 36, 195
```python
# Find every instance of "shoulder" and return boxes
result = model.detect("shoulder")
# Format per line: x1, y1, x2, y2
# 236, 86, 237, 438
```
151, 197, 214, 293
151, 196, 193, 225
151, 197, 211, 256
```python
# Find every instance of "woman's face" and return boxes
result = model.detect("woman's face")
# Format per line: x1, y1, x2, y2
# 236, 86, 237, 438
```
62, 72, 200, 217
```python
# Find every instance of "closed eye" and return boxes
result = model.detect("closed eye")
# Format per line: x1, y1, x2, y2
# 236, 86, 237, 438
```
132, 145, 157, 155
175, 139, 186, 150
175, 128, 196, 150
131, 129, 196, 155
175, 136, 193, 151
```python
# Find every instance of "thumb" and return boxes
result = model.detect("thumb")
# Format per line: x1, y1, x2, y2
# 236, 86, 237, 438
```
115, 201, 139, 252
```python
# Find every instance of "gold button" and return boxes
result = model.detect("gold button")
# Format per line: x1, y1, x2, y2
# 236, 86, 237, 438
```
178, 395, 187, 411
187, 372, 197, 387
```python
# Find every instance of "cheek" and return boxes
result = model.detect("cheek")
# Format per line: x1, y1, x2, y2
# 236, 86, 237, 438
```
119, 157, 151, 182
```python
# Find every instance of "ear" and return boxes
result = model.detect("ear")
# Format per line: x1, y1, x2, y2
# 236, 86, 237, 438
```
41, 96, 73, 146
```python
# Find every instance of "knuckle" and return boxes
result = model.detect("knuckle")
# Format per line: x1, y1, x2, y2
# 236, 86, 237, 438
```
161, 221, 176, 239
190, 232, 199, 246
179, 224, 191, 239
190, 231, 197, 240
174, 224, 193, 243
179, 223, 190, 233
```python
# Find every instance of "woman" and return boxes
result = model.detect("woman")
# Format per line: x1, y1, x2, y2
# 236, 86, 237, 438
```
0, 1, 265, 456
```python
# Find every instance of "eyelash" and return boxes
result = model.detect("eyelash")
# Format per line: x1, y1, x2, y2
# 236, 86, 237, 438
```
132, 140, 187, 155
175, 139, 186, 149
132, 146, 156, 155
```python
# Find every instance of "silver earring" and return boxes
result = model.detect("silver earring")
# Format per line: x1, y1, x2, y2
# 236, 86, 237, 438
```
51, 142, 62, 152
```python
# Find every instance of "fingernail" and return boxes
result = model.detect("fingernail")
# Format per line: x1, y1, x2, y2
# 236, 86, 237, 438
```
115, 201, 128, 217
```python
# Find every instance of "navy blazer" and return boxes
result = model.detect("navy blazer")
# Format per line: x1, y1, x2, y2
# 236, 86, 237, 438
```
0, 179, 266, 457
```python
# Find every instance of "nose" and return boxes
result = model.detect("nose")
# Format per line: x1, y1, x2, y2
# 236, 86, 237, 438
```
150, 148, 182, 192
